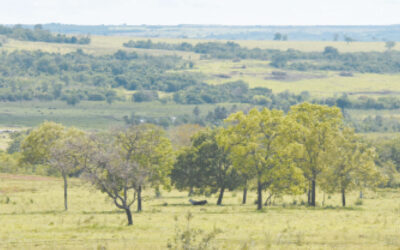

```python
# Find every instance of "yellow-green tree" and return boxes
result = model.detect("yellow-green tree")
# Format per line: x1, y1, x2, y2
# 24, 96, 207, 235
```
116, 124, 174, 212
321, 128, 380, 206
220, 108, 303, 210
288, 103, 342, 206
21, 122, 84, 210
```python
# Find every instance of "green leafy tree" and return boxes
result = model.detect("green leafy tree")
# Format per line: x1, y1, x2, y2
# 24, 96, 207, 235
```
220, 108, 303, 210
171, 146, 203, 196
385, 41, 396, 51
193, 128, 242, 205
20, 122, 84, 210
171, 128, 241, 204
115, 124, 174, 212
288, 103, 342, 206
321, 128, 380, 206
81, 133, 142, 225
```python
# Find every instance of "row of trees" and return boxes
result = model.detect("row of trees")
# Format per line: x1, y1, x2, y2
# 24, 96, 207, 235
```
172, 103, 380, 209
13, 103, 383, 225
123, 40, 400, 73
20, 122, 173, 225
0, 24, 90, 44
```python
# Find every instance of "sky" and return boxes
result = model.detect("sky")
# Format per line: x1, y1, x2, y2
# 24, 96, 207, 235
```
0, 0, 399, 26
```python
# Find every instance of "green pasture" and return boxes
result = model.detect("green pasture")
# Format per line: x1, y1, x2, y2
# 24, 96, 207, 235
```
0, 173, 399, 249
0, 101, 249, 129
1, 35, 398, 57
184, 59, 400, 96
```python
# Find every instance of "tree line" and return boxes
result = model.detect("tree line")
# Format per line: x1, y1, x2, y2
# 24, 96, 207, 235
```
1, 103, 394, 225
0, 24, 90, 44
124, 40, 400, 73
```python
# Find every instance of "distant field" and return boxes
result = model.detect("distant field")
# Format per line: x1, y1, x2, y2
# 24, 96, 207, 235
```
185, 59, 400, 96
1, 38, 200, 59
0, 173, 399, 249
1, 35, 398, 56
0, 101, 250, 129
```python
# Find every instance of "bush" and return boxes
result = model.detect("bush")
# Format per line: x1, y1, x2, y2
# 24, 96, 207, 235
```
132, 90, 159, 102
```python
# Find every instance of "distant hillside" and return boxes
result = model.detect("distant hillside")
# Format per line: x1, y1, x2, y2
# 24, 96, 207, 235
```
14, 23, 400, 41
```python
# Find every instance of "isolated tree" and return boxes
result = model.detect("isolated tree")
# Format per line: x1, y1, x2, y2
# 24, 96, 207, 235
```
385, 41, 396, 51
81, 134, 143, 225
49, 128, 84, 210
321, 128, 379, 206
193, 106, 201, 117
21, 122, 84, 210
288, 103, 342, 206
20, 121, 65, 165
115, 124, 174, 212
221, 108, 303, 210
273, 33, 282, 41
344, 35, 354, 44
333, 33, 339, 41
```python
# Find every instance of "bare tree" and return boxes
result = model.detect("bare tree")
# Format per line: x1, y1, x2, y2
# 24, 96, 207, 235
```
82, 135, 147, 225
49, 140, 80, 211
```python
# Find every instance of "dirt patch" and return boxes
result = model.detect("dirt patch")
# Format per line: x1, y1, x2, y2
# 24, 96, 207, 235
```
0, 173, 57, 181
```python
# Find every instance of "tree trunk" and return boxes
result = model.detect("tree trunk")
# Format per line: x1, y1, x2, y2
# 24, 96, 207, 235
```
311, 179, 316, 207
63, 174, 68, 211
137, 185, 142, 212
264, 193, 273, 206
125, 208, 133, 225
217, 186, 225, 205
188, 186, 194, 197
257, 180, 262, 210
342, 188, 346, 207
307, 181, 311, 206
242, 187, 247, 204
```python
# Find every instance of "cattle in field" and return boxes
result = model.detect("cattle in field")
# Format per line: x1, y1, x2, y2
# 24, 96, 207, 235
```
189, 199, 207, 205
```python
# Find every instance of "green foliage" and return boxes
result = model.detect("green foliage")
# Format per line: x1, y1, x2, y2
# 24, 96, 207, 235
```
320, 128, 380, 205
20, 121, 66, 165
167, 212, 221, 250
171, 128, 242, 203
0, 50, 186, 102
116, 124, 174, 190
124, 39, 400, 73
0, 24, 90, 44
288, 103, 343, 206
221, 108, 305, 209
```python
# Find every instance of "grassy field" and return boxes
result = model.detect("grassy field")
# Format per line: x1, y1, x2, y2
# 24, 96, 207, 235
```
1, 36, 398, 56
2, 35, 400, 99
0, 173, 399, 249
185, 59, 400, 97
0, 101, 250, 129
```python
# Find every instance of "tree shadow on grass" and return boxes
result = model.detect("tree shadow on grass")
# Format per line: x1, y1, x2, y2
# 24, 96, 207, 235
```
0, 210, 65, 216
82, 210, 124, 215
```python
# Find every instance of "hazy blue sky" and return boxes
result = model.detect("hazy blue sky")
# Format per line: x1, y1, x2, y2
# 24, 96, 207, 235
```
1, 0, 399, 25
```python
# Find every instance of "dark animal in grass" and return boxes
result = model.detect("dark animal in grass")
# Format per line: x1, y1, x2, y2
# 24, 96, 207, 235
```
189, 199, 208, 205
